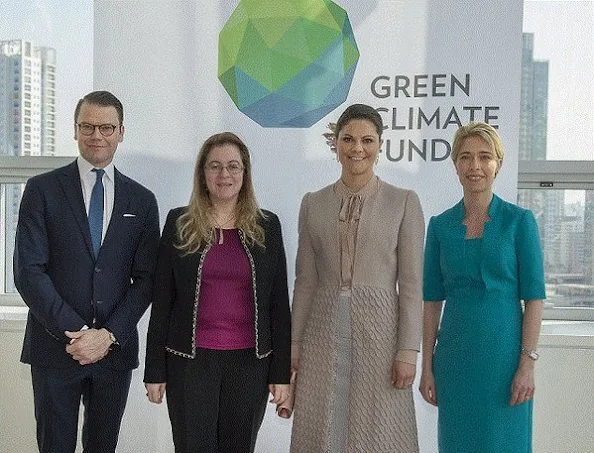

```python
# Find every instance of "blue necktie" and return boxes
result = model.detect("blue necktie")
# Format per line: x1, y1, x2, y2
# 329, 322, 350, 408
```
89, 168, 105, 259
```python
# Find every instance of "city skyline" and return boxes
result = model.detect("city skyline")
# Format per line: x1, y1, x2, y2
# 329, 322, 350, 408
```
0, 39, 57, 157
523, 0, 593, 161
0, 1, 93, 157
518, 24, 592, 305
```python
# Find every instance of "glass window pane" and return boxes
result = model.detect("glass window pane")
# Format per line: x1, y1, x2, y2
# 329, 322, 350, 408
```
522, 1, 593, 161
1, 2, 93, 157
1, 183, 24, 294
518, 189, 594, 317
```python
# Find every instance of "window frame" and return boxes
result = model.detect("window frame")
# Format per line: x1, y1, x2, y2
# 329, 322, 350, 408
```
0, 155, 74, 307
518, 159, 594, 321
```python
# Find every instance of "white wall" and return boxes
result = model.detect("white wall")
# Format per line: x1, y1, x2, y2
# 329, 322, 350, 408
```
533, 323, 594, 453
0, 315, 36, 452
3, 313, 593, 453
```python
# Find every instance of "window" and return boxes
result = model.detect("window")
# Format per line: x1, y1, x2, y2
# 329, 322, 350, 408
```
520, 1, 594, 321
518, 163, 594, 320
0, 2, 92, 306
0, 183, 24, 296
0, 158, 74, 305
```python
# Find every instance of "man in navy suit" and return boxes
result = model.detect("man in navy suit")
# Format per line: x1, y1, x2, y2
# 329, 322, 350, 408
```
13, 90, 160, 453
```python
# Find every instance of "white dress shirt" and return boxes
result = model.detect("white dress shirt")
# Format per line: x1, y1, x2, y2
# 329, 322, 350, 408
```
77, 156, 115, 243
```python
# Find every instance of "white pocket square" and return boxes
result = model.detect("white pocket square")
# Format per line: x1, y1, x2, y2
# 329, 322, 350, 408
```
123, 213, 136, 217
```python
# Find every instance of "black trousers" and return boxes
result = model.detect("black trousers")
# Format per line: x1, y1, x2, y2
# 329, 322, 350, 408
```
166, 348, 270, 453
31, 363, 132, 453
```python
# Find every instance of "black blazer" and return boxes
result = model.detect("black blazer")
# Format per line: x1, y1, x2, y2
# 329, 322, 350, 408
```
144, 207, 291, 385
14, 161, 160, 370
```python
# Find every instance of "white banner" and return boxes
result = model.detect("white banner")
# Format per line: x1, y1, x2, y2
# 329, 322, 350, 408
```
95, 1, 523, 451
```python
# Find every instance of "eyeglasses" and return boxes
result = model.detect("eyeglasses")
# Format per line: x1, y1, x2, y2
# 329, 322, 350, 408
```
76, 123, 119, 137
205, 161, 244, 175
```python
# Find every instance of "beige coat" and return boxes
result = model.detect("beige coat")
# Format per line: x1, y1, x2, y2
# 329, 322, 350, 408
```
290, 178, 424, 453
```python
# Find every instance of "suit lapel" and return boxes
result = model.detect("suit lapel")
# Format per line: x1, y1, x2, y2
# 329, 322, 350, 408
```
57, 161, 95, 259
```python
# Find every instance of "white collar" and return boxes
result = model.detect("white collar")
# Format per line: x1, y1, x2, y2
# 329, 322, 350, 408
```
77, 156, 115, 181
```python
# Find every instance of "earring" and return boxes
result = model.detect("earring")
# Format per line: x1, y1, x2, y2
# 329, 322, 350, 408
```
375, 155, 379, 165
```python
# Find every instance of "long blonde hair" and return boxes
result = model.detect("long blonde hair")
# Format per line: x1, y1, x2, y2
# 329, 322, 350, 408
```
176, 132, 265, 253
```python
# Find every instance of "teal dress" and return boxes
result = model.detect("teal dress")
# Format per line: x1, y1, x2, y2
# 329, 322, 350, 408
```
423, 195, 545, 453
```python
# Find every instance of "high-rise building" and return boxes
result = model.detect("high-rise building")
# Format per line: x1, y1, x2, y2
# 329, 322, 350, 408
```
0, 39, 56, 293
518, 33, 566, 278
541, 190, 565, 274
519, 33, 549, 256
519, 33, 592, 310
519, 33, 548, 161
584, 190, 594, 285
0, 39, 56, 157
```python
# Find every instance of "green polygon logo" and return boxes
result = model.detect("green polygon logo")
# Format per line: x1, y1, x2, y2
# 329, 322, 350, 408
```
218, 0, 359, 128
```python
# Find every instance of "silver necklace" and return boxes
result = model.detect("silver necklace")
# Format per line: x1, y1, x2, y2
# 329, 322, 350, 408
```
211, 212, 236, 245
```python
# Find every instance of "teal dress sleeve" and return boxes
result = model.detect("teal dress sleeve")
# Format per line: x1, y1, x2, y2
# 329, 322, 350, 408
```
423, 217, 445, 302
517, 209, 546, 300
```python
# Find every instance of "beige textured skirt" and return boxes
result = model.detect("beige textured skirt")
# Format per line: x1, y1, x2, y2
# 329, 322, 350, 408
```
290, 285, 419, 453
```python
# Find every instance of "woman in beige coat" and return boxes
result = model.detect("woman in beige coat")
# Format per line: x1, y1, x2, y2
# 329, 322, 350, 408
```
289, 104, 425, 452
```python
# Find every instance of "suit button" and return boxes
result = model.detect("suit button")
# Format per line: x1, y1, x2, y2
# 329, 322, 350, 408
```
95, 267, 101, 273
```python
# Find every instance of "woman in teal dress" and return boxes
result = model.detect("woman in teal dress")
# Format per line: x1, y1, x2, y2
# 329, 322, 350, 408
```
420, 122, 546, 453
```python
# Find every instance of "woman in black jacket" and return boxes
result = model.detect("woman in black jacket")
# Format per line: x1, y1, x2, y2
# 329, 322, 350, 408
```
144, 132, 291, 453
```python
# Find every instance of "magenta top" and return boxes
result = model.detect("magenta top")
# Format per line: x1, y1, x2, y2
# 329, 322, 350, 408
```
195, 229, 255, 350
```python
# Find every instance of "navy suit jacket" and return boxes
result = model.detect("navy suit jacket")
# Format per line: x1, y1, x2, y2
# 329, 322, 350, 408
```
14, 160, 160, 370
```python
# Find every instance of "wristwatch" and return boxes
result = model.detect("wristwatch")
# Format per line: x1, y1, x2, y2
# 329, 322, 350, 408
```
521, 348, 539, 361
